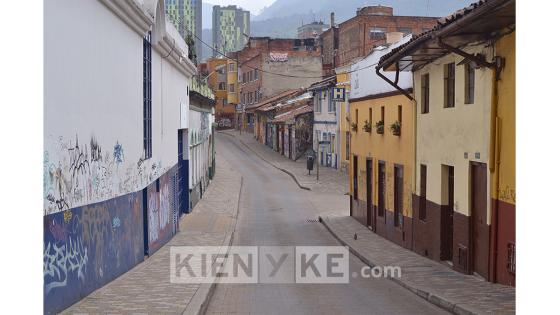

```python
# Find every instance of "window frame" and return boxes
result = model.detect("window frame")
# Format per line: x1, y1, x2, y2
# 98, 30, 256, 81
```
465, 62, 475, 104
143, 32, 152, 159
421, 73, 430, 114
443, 63, 456, 108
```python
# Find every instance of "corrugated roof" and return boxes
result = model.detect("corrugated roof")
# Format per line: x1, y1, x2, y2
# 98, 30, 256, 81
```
271, 104, 313, 124
246, 88, 303, 112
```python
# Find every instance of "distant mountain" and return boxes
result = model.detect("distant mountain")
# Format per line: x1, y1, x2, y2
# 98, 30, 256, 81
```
250, 0, 474, 38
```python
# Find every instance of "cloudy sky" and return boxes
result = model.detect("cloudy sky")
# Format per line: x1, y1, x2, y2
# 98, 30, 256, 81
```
204, 0, 276, 15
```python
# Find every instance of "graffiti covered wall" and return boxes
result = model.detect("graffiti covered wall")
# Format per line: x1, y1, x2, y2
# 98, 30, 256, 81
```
44, 135, 163, 215
43, 191, 144, 314
294, 112, 313, 160
146, 166, 179, 254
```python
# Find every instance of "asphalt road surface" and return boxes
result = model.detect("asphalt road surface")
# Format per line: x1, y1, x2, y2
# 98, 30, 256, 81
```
205, 133, 448, 315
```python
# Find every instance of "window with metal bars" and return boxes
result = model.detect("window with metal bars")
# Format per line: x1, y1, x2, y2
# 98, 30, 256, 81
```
421, 74, 429, 114
143, 32, 152, 159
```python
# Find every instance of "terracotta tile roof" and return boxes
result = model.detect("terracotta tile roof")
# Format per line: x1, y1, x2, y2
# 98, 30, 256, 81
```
377, 0, 515, 70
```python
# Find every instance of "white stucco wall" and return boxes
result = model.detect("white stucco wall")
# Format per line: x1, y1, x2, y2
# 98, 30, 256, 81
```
44, 0, 193, 214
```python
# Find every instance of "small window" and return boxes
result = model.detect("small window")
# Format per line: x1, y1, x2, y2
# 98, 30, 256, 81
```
228, 63, 234, 72
381, 106, 385, 123
254, 69, 259, 80
421, 74, 430, 114
465, 62, 475, 104
218, 82, 226, 90
315, 94, 321, 112
444, 63, 455, 108
398, 105, 402, 123
229, 84, 235, 93
368, 108, 372, 124
355, 109, 359, 126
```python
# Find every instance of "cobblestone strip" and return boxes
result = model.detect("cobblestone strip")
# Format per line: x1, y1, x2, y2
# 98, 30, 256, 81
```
319, 215, 516, 315
62, 157, 243, 315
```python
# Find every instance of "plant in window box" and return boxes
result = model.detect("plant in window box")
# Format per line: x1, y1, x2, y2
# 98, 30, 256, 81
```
351, 122, 358, 132
363, 120, 372, 133
375, 120, 384, 134
390, 121, 401, 136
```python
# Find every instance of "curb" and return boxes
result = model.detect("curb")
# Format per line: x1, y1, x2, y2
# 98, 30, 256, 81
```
236, 138, 311, 191
318, 215, 480, 315
182, 177, 244, 315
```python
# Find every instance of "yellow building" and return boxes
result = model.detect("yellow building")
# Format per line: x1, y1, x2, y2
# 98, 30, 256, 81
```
350, 92, 415, 249
491, 29, 515, 286
206, 57, 235, 129
377, 0, 515, 285
348, 36, 416, 249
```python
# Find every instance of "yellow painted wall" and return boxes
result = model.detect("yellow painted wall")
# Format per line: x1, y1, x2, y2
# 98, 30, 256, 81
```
413, 43, 494, 222
227, 59, 238, 104
493, 31, 515, 205
349, 94, 415, 218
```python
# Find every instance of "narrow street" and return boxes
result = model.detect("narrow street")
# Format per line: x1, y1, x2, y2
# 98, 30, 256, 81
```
205, 133, 448, 314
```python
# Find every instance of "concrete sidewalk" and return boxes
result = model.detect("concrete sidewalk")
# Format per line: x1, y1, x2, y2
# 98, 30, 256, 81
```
220, 130, 348, 195
320, 215, 516, 315
62, 155, 243, 315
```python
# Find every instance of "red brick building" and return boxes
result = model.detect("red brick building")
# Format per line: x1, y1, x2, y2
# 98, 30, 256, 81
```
235, 37, 323, 132
320, 5, 439, 77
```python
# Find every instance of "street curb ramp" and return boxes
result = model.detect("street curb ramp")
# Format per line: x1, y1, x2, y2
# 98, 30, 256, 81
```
319, 215, 481, 315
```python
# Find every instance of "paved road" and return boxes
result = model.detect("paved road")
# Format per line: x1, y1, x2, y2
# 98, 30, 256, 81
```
206, 134, 448, 315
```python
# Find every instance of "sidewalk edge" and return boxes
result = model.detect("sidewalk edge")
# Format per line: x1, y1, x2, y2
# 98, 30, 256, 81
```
318, 215, 480, 315
182, 177, 244, 315
236, 137, 311, 191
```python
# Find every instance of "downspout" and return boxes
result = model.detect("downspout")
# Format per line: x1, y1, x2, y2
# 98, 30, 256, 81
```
489, 58, 503, 284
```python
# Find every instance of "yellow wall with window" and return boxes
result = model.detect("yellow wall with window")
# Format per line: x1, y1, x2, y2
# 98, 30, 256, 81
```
349, 93, 415, 218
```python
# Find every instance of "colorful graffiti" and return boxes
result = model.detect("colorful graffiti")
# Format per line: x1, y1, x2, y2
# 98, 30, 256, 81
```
146, 168, 176, 254
294, 112, 313, 160
216, 113, 235, 130
44, 135, 163, 215
43, 192, 144, 314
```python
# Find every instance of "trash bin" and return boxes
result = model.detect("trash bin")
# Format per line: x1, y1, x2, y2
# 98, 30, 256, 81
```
307, 155, 314, 174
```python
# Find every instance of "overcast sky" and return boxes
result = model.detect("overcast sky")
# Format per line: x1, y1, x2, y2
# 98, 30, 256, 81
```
204, 0, 276, 15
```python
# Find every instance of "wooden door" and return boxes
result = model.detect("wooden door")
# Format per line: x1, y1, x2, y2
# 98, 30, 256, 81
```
441, 165, 454, 261
378, 162, 386, 218
366, 159, 373, 229
471, 162, 489, 279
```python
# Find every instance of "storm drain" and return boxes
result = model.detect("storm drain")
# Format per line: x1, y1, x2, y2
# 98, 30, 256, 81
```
306, 218, 319, 223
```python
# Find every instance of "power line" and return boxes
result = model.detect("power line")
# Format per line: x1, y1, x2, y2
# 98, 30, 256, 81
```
192, 33, 380, 79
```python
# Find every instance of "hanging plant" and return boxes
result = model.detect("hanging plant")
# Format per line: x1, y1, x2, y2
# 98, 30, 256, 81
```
375, 120, 384, 134
363, 120, 372, 133
351, 122, 358, 132
390, 121, 401, 136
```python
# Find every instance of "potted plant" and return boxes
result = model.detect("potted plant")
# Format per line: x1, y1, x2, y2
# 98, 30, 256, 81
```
363, 120, 372, 133
390, 121, 401, 136
375, 120, 384, 134
351, 122, 358, 132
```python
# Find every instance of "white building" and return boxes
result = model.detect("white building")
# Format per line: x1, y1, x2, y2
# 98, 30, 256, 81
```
188, 77, 216, 209
310, 76, 339, 169
44, 1, 196, 313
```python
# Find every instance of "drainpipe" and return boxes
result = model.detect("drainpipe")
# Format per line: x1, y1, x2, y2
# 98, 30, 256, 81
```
489, 58, 503, 284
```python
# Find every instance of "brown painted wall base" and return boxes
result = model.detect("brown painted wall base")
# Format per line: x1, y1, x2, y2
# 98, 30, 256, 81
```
492, 199, 516, 286
351, 198, 412, 250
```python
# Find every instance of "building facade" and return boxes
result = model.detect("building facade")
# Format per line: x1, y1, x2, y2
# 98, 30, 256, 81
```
212, 5, 250, 56
348, 36, 414, 248
297, 21, 327, 39
164, 0, 202, 60
237, 37, 323, 133
205, 57, 235, 130
321, 6, 438, 77
377, 0, 515, 286
44, 0, 197, 313
188, 77, 215, 209
310, 77, 338, 169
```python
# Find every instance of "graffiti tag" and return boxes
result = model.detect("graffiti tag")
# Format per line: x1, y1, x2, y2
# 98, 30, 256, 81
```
44, 236, 88, 295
